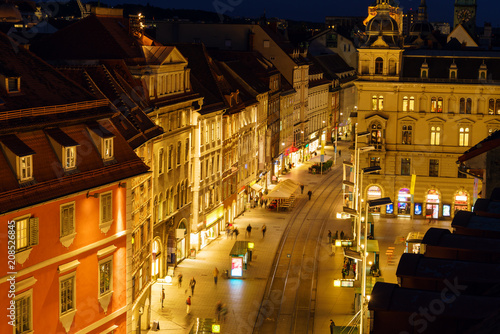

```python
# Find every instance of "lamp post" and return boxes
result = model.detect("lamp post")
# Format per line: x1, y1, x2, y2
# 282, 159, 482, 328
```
356, 149, 376, 251
359, 197, 392, 334
353, 129, 370, 251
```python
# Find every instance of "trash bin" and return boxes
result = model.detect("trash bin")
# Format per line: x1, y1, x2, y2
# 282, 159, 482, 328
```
224, 270, 229, 279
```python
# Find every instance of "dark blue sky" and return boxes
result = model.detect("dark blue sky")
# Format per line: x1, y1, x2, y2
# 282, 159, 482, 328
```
106, 0, 500, 27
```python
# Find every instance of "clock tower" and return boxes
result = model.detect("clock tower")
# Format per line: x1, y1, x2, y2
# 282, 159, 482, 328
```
453, 0, 477, 36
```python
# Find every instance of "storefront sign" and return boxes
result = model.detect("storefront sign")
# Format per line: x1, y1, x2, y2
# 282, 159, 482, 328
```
386, 203, 394, 214
231, 257, 243, 277
414, 203, 422, 215
442, 205, 451, 217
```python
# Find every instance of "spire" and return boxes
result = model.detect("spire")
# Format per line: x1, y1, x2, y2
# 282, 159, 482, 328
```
418, 0, 428, 22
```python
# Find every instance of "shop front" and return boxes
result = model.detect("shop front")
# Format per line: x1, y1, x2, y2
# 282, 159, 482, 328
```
397, 188, 412, 215
175, 220, 187, 264
453, 190, 469, 214
425, 189, 440, 219
367, 185, 382, 213
200, 206, 224, 249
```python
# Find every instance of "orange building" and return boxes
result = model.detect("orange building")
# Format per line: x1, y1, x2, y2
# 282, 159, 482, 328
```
0, 31, 148, 334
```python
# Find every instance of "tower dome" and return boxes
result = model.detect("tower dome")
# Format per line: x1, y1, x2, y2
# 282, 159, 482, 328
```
364, 0, 400, 47
0, 2, 22, 23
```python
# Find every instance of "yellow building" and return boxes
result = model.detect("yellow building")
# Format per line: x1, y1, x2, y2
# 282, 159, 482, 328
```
353, 0, 499, 220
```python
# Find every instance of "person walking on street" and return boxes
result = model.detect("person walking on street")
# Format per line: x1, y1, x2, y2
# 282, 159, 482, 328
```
234, 227, 239, 240
330, 319, 336, 334
340, 230, 345, 240
186, 296, 192, 314
335, 230, 339, 241
161, 286, 165, 309
213, 267, 219, 285
246, 224, 252, 238
189, 277, 196, 295
307, 190, 312, 200
300, 184, 304, 194
328, 230, 332, 244
215, 301, 222, 320
339, 149, 342, 157
262, 224, 267, 238
178, 273, 183, 288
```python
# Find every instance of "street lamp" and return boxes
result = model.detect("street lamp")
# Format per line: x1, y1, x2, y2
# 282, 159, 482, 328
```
354, 145, 374, 251
359, 197, 392, 334
357, 163, 379, 249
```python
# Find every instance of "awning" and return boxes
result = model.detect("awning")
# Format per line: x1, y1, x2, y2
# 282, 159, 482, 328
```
263, 179, 300, 199
344, 249, 362, 261
250, 183, 263, 192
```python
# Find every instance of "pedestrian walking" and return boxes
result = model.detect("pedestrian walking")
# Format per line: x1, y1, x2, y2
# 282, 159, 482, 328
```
186, 296, 191, 314
307, 190, 312, 200
330, 319, 336, 334
189, 277, 196, 295
226, 223, 230, 238
262, 224, 267, 238
352, 263, 357, 277
234, 227, 239, 240
300, 184, 304, 194
335, 230, 339, 241
161, 286, 165, 309
327, 230, 332, 244
340, 230, 345, 240
342, 268, 346, 279
338, 149, 342, 157
178, 273, 183, 288
213, 267, 219, 285
215, 301, 222, 320
246, 224, 252, 238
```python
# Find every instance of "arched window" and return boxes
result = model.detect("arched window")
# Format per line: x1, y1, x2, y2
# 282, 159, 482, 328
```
496, 99, 500, 114
168, 145, 173, 169
450, 71, 456, 79
177, 141, 182, 165
402, 96, 408, 112
421, 70, 427, 78
489, 99, 494, 114
480, 71, 486, 79
370, 122, 383, 150
459, 98, 465, 114
375, 57, 384, 74
431, 126, 441, 145
431, 97, 437, 112
402, 125, 413, 145
466, 98, 472, 114
409, 97, 415, 111
176, 183, 180, 209
459, 127, 470, 146
437, 97, 443, 113
378, 96, 384, 111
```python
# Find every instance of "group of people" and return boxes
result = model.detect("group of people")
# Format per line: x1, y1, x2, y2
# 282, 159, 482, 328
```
341, 257, 356, 279
226, 223, 267, 238
327, 230, 345, 244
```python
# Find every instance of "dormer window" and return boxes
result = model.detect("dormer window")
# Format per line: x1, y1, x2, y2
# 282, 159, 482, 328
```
103, 138, 113, 160
479, 61, 487, 80
64, 146, 76, 170
449, 61, 457, 79
7, 77, 20, 93
19, 155, 33, 181
420, 60, 429, 79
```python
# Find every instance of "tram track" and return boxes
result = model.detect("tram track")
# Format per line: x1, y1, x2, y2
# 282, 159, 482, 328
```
252, 162, 345, 334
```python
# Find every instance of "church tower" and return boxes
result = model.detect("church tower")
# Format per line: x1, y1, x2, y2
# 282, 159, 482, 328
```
453, 0, 477, 36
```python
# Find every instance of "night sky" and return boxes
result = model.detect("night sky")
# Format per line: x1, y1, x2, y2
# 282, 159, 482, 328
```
104, 0, 500, 26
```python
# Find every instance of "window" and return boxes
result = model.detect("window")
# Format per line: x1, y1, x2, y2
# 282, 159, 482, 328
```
375, 57, 383, 74
103, 138, 113, 160
177, 141, 181, 165
496, 99, 500, 115
489, 99, 494, 114
60, 275, 75, 314
216, 122, 220, 140
100, 192, 112, 224
372, 95, 377, 110
61, 203, 75, 238
168, 145, 173, 170
402, 125, 412, 145
185, 139, 190, 162
158, 148, 164, 174
430, 126, 441, 145
431, 97, 443, 113
205, 124, 209, 144
15, 216, 38, 251
401, 158, 411, 176
372, 96, 383, 111
7, 77, 19, 92
466, 98, 472, 114
370, 122, 383, 150
378, 96, 384, 110
99, 258, 112, 295
211, 123, 215, 142
19, 155, 33, 181
64, 147, 76, 170
402, 96, 408, 111
429, 159, 439, 177
459, 127, 470, 146
15, 292, 32, 333
460, 98, 465, 114
370, 157, 380, 173
421, 70, 427, 78
409, 97, 415, 111
431, 97, 437, 112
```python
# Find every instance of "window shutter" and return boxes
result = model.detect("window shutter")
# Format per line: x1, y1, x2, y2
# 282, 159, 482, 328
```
29, 217, 39, 246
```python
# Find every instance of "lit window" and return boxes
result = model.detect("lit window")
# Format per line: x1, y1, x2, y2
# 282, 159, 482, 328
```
409, 97, 415, 111
431, 97, 437, 112
378, 96, 384, 110
430, 126, 441, 145
488, 99, 494, 114
459, 127, 470, 146
15, 216, 38, 251
437, 97, 443, 113
372, 96, 377, 110
402, 96, 408, 111
60, 274, 75, 314
15, 292, 32, 333
100, 192, 112, 224
61, 203, 75, 238
103, 138, 113, 160
19, 155, 33, 181
99, 258, 112, 296
64, 146, 76, 170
